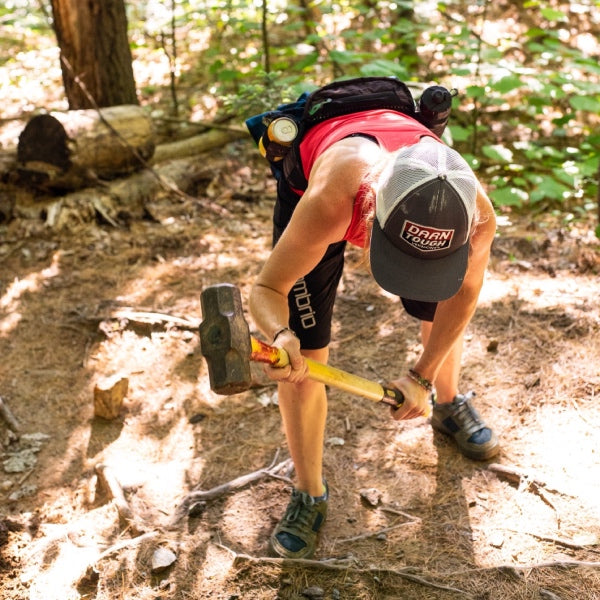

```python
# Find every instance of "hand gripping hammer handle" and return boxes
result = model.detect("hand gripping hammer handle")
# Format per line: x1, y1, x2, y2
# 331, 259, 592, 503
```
250, 337, 403, 408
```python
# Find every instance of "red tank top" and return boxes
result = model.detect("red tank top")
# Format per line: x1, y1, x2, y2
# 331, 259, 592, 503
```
298, 109, 439, 247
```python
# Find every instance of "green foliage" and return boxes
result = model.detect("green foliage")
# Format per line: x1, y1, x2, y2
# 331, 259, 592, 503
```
7, 0, 599, 232
155, 0, 600, 230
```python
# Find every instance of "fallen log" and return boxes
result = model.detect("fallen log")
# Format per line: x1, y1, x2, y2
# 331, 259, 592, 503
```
12, 155, 230, 229
16, 105, 155, 189
151, 127, 247, 163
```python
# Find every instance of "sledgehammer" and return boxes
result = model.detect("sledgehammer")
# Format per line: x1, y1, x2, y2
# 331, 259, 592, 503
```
199, 283, 404, 408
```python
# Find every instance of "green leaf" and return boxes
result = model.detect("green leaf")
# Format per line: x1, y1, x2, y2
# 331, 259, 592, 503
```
359, 60, 408, 78
490, 75, 523, 94
295, 52, 319, 71
490, 187, 528, 207
448, 125, 471, 142
217, 70, 241, 82
328, 49, 362, 65
482, 145, 514, 163
570, 96, 600, 112
466, 85, 486, 99
529, 175, 570, 203
540, 8, 568, 21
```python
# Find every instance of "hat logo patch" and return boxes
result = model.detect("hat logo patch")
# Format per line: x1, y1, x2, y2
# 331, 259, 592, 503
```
400, 220, 455, 252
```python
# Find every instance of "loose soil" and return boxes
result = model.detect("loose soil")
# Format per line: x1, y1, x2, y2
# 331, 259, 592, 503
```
1, 144, 600, 600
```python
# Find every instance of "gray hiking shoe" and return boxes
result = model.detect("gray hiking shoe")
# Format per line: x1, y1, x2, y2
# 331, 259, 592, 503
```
270, 482, 328, 559
431, 392, 499, 460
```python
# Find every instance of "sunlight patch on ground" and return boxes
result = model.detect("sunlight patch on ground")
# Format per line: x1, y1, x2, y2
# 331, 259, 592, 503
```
529, 403, 600, 508
480, 271, 598, 312
197, 542, 236, 592
23, 538, 100, 600
0, 252, 61, 335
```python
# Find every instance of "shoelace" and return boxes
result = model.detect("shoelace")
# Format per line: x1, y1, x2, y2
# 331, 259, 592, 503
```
283, 491, 316, 525
453, 395, 485, 436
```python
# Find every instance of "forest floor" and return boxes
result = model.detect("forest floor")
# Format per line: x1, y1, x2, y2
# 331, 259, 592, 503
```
0, 140, 599, 600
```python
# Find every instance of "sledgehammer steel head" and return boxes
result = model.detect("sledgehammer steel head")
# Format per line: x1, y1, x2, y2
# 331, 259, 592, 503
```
199, 284, 253, 395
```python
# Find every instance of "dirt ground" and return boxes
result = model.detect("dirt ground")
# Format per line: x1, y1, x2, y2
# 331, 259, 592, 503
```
0, 141, 600, 600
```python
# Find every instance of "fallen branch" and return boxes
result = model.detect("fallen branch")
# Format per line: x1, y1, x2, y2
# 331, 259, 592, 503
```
186, 455, 293, 505
335, 507, 421, 545
334, 520, 419, 544
104, 308, 200, 330
0, 396, 21, 435
452, 559, 600, 576
172, 452, 293, 524
95, 463, 142, 534
231, 552, 472, 597
505, 528, 600, 552
97, 531, 158, 561
487, 463, 573, 497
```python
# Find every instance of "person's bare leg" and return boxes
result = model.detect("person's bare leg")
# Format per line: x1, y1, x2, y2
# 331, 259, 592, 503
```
277, 346, 328, 497
420, 320, 462, 403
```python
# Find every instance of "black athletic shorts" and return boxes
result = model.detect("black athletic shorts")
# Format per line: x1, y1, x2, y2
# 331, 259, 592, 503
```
273, 178, 437, 350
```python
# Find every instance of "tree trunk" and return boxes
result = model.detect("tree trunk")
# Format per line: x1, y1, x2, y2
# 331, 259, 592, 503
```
50, 0, 138, 109
16, 105, 154, 190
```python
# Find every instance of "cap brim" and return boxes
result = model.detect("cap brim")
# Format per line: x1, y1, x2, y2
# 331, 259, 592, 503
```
369, 218, 469, 302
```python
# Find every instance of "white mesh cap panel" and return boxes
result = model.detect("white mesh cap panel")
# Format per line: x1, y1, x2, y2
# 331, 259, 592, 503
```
376, 139, 477, 229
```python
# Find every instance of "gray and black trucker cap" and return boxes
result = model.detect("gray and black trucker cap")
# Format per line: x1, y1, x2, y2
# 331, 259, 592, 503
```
369, 138, 478, 302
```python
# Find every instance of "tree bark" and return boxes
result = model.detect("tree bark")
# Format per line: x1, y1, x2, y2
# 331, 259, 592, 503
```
50, 0, 138, 109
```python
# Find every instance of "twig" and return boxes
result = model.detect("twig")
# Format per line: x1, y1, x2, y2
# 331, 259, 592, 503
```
504, 528, 600, 552
18, 468, 35, 485
95, 464, 142, 534
487, 463, 573, 497
380, 506, 422, 522
335, 506, 421, 544
335, 520, 419, 544
183, 456, 293, 506
232, 553, 472, 597
170, 453, 294, 525
0, 396, 21, 434
96, 531, 158, 562
451, 559, 600, 576
105, 308, 200, 330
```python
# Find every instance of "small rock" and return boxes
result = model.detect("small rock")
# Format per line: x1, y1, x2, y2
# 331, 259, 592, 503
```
8, 484, 37, 501
359, 487, 382, 507
301, 586, 324, 600
3, 449, 38, 473
486, 339, 499, 352
325, 437, 345, 447
151, 546, 177, 573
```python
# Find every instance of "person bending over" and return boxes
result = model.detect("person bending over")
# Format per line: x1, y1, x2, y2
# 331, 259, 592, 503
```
249, 108, 499, 560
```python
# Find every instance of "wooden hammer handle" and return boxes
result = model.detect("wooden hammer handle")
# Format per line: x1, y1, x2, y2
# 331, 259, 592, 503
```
250, 337, 403, 408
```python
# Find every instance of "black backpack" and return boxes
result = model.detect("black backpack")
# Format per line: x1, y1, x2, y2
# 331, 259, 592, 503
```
245, 76, 455, 192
